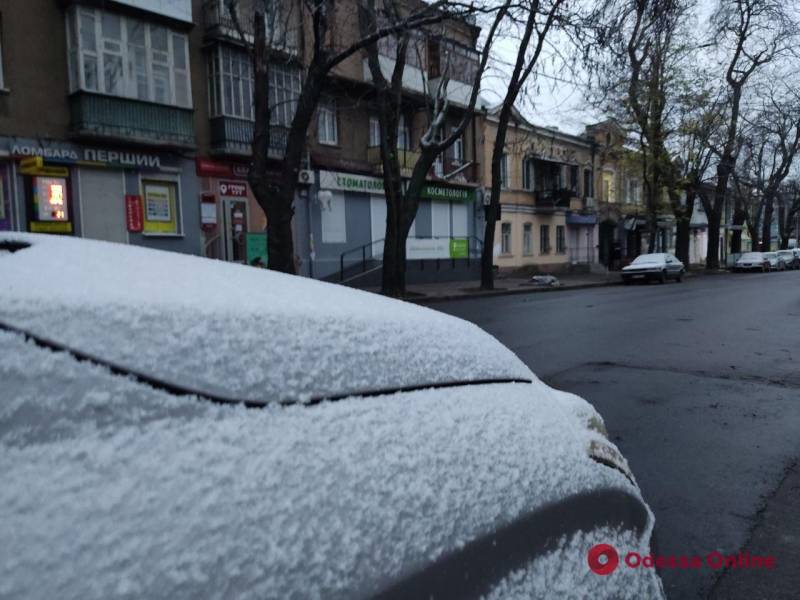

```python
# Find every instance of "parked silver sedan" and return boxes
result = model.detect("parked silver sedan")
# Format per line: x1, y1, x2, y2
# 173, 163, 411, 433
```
776, 249, 800, 270
733, 252, 769, 272
764, 252, 786, 271
621, 253, 685, 284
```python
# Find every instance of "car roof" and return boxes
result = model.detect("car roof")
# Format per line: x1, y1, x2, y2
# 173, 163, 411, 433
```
0, 234, 532, 404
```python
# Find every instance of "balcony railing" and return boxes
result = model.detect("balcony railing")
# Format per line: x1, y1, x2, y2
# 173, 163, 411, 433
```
203, 0, 298, 53
534, 189, 573, 212
367, 146, 421, 173
210, 116, 287, 158
69, 92, 195, 148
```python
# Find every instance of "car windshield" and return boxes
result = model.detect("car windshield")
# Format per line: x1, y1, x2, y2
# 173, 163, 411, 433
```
632, 254, 664, 264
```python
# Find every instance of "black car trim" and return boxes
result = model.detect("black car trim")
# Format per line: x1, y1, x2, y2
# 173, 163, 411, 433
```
0, 319, 533, 408
372, 488, 650, 600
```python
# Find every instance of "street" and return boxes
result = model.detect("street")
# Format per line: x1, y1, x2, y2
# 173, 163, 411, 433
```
435, 271, 800, 599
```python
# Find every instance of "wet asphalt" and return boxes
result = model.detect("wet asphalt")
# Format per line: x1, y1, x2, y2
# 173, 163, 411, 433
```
435, 270, 800, 599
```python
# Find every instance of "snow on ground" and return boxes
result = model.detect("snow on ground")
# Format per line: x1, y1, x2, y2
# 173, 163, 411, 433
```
0, 233, 532, 403
0, 328, 645, 600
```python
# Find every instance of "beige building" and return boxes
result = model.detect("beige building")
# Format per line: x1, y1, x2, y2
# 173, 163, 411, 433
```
479, 106, 597, 273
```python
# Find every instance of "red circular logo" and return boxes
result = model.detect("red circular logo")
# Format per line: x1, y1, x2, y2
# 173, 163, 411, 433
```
588, 543, 619, 575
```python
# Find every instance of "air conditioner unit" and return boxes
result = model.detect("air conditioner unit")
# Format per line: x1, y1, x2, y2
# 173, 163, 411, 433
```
298, 169, 315, 185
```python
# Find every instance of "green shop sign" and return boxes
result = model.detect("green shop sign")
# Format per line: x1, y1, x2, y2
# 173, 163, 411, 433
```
246, 232, 268, 267
449, 238, 469, 258
421, 184, 476, 202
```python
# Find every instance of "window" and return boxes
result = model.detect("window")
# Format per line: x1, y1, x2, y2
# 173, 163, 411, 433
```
556, 225, 566, 253
208, 46, 253, 120
66, 7, 191, 108
369, 114, 410, 149
501, 222, 512, 254
398, 115, 410, 151
522, 158, 535, 191
270, 64, 301, 126
523, 223, 533, 256
540, 224, 550, 254
500, 154, 508, 188
369, 115, 380, 147
628, 179, 641, 204
452, 131, 464, 163
318, 97, 338, 145
583, 169, 593, 197
569, 165, 579, 192
142, 179, 180, 235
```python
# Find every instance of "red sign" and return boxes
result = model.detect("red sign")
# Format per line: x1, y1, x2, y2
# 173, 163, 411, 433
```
196, 158, 250, 180
219, 180, 248, 197
125, 194, 143, 232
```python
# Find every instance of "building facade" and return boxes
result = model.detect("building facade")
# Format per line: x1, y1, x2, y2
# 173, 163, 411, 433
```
0, 0, 203, 255
479, 106, 598, 274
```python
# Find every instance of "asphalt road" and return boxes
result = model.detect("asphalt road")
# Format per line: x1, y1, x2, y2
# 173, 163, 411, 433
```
435, 270, 800, 599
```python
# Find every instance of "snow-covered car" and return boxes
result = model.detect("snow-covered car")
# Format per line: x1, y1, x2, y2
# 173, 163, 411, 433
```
621, 252, 685, 284
0, 233, 664, 600
763, 252, 785, 271
776, 249, 800, 270
733, 251, 769, 272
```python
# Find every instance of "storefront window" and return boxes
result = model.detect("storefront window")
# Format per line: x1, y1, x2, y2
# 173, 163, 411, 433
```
142, 179, 180, 235
0, 164, 10, 230
66, 6, 191, 108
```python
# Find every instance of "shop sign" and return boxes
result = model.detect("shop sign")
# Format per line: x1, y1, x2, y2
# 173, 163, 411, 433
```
246, 232, 268, 267
11, 144, 161, 169
449, 238, 469, 258
125, 195, 143, 232
200, 192, 217, 227
220, 181, 247, 197
34, 177, 68, 222
420, 184, 476, 202
319, 170, 385, 194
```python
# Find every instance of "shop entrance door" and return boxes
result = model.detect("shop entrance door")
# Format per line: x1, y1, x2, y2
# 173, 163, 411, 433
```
79, 168, 127, 243
223, 199, 248, 262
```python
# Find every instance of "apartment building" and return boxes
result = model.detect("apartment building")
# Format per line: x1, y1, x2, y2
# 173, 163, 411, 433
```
0, 0, 202, 254
480, 105, 598, 273
587, 120, 674, 268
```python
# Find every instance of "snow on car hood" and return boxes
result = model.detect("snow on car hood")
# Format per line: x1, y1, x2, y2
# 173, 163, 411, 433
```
0, 330, 646, 600
0, 234, 533, 403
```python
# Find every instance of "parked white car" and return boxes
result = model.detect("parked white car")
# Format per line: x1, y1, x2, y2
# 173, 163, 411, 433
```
0, 234, 664, 600
763, 252, 786, 271
734, 252, 770, 272
621, 253, 685, 284
776, 249, 800, 269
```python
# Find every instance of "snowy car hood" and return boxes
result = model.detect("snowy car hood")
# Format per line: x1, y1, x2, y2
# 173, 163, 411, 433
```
0, 329, 650, 600
0, 234, 532, 404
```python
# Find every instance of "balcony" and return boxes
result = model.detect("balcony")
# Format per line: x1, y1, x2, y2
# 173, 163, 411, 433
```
203, 0, 298, 54
209, 116, 287, 158
534, 189, 572, 213
367, 146, 421, 176
69, 92, 195, 148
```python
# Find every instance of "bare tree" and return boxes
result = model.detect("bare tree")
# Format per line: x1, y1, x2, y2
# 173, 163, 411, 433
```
777, 179, 800, 248
362, 0, 504, 296
703, 0, 797, 269
480, 0, 570, 290
226, 0, 467, 274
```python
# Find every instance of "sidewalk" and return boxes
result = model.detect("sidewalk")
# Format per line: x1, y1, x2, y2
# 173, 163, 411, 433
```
397, 271, 623, 303
375, 268, 728, 303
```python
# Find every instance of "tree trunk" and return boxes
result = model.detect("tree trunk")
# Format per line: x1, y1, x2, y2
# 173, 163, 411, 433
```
761, 194, 774, 252
705, 206, 722, 269
729, 206, 746, 254
480, 207, 497, 290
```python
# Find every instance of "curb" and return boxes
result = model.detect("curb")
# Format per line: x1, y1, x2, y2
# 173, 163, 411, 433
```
410, 280, 621, 304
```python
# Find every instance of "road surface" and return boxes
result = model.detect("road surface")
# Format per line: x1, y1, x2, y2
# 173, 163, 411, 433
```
435, 270, 800, 599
